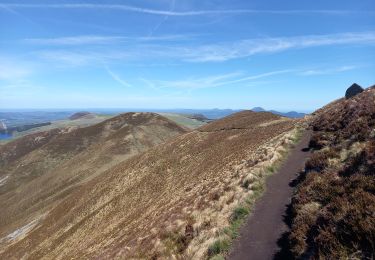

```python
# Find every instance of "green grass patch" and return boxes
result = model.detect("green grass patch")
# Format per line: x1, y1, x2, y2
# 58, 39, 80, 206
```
209, 255, 225, 260
208, 239, 231, 258
266, 165, 276, 173
231, 207, 249, 223
291, 127, 304, 144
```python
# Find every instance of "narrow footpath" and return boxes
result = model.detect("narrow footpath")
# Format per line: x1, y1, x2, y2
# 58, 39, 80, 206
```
229, 130, 312, 260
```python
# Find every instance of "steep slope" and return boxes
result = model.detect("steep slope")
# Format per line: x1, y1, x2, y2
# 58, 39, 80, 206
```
288, 87, 375, 259
0, 111, 298, 259
0, 112, 187, 248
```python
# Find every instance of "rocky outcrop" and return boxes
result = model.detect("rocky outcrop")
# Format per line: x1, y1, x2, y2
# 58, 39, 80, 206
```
345, 83, 364, 99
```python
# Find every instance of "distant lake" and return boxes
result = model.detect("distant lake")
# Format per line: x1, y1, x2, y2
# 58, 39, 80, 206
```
0, 133, 12, 140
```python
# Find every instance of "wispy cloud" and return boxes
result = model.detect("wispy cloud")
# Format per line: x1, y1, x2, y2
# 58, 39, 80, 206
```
24, 34, 191, 45
147, 72, 242, 90
141, 70, 290, 90
0, 59, 32, 81
105, 66, 132, 88
36, 50, 104, 66
139, 65, 364, 91
24, 36, 126, 45
0, 3, 373, 16
0, 58, 40, 100
0, 4, 38, 25
148, 0, 176, 37
32, 32, 375, 66
182, 32, 375, 62
299, 65, 359, 76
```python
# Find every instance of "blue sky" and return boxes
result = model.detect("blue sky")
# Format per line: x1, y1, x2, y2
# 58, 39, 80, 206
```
0, 0, 374, 111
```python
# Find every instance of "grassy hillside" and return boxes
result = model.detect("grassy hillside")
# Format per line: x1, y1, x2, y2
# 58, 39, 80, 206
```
0, 111, 298, 259
159, 113, 208, 129
0, 113, 206, 145
288, 87, 375, 259
0, 112, 187, 252
0, 114, 113, 144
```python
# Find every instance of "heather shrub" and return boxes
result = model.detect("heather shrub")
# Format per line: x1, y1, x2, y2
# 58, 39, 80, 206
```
288, 88, 375, 259
340, 140, 375, 177
314, 191, 375, 259
305, 149, 338, 173
309, 132, 326, 150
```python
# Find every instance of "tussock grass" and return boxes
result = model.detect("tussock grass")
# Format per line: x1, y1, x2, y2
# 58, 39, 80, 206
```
206, 127, 304, 259
207, 239, 231, 257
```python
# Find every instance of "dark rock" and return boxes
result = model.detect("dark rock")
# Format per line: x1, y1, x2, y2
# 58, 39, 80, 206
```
345, 83, 364, 99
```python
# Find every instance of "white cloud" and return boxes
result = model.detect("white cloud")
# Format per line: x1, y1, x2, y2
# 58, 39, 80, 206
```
299, 65, 359, 76
24, 34, 191, 45
105, 66, 132, 88
139, 65, 364, 91
141, 70, 290, 90
35, 50, 132, 66
150, 72, 242, 89
24, 36, 126, 45
148, 0, 176, 37
33, 32, 375, 66
0, 59, 33, 81
182, 32, 375, 62
0, 3, 372, 16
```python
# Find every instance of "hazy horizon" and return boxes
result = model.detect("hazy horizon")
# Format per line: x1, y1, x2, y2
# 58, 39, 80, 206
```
0, 107, 312, 113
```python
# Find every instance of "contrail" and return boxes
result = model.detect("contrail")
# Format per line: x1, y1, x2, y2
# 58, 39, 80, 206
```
104, 66, 132, 88
148, 0, 176, 37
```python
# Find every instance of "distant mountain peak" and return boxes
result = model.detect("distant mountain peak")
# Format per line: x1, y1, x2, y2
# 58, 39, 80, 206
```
251, 107, 306, 118
69, 112, 96, 120
251, 107, 266, 112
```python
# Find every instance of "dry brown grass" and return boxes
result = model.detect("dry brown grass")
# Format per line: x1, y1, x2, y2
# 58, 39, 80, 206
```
0, 111, 298, 259
0, 112, 187, 250
191, 127, 303, 260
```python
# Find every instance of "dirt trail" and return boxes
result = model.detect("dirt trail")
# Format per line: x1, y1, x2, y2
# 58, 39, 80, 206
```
229, 130, 312, 260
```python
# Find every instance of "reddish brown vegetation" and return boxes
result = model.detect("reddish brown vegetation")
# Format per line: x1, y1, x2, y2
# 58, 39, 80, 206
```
289, 87, 375, 259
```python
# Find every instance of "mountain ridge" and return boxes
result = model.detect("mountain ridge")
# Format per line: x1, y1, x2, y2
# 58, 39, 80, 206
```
0, 110, 298, 259
0, 112, 187, 248
251, 107, 306, 118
